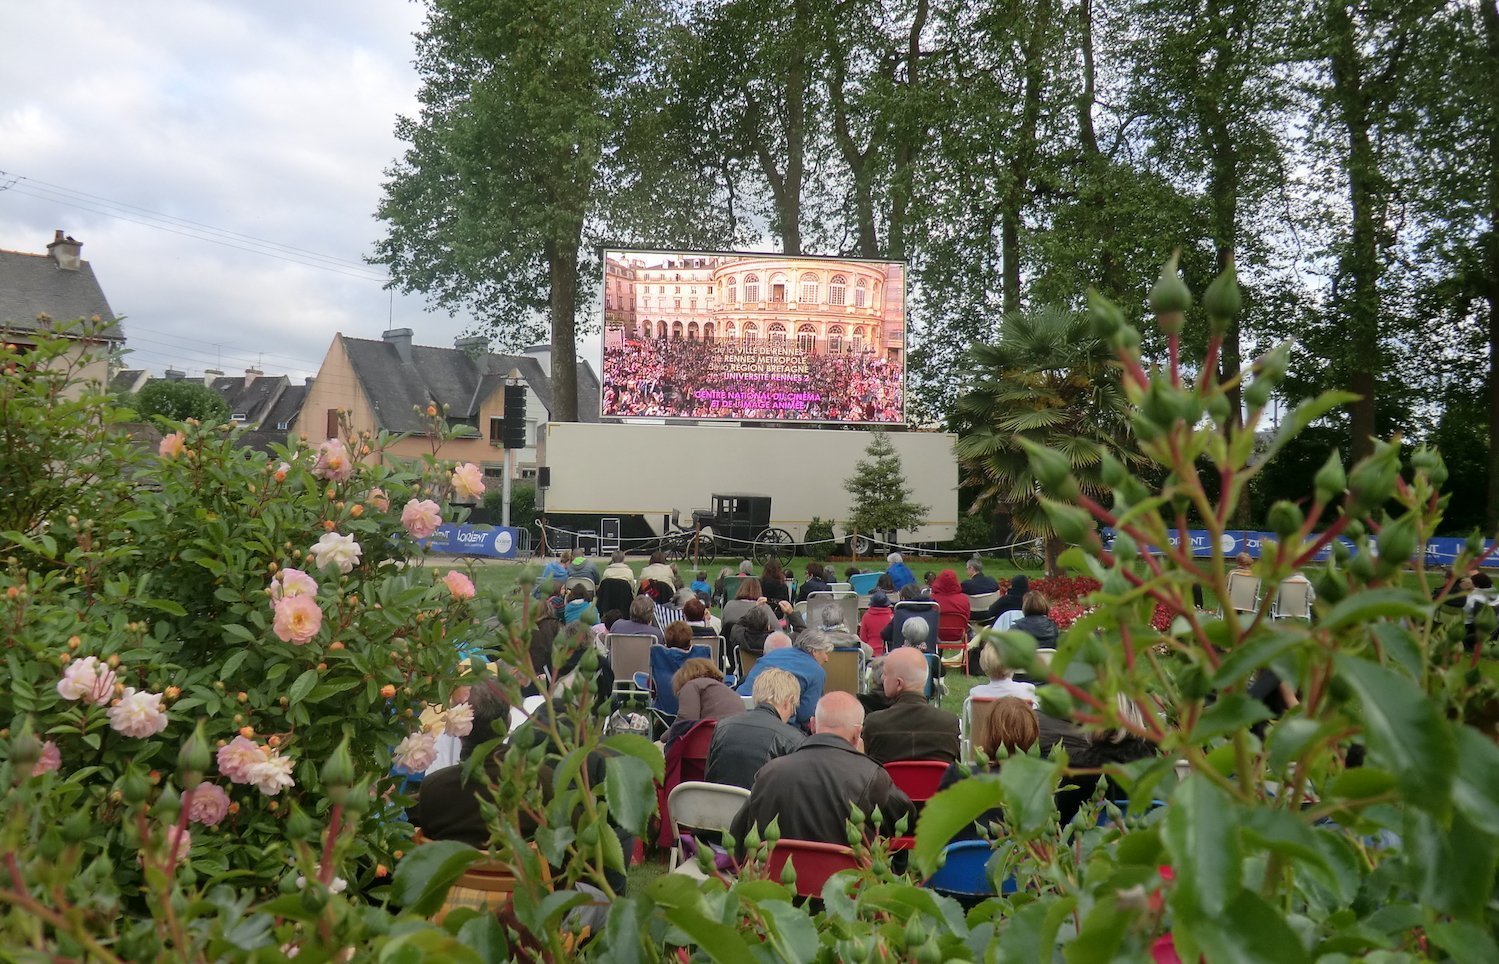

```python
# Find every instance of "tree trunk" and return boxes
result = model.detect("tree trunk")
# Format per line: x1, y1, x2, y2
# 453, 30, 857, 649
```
826, 22, 880, 259
1001, 0, 1052, 316
546, 229, 581, 423
1482, 0, 1499, 531
886, 0, 930, 262
1076, 0, 1124, 297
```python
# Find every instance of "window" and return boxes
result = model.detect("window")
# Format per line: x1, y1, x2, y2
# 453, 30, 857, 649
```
690, 298, 697, 311
703, 322, 715, 341
690, 286, 697, 294
743, 322, 758, 343
325, 408, 339, 439
855, 278, 868, 308
489, 416, 504, 442
744, 274, 759, 302
852, 327, 865, 352
659, 285, 665, 294
688, 321, 699, 339
770, 272, 787, 303
672, 321, 684, 339
830, 274, 847, 306
797, 324, 816, 353
725, 322, 736, 339
675, 285, 681, 294
828, 325, 844, 353
769, 323, 787, 344
799, 273, 818, 303
674, 298, 682, 310
728, 279, 737, 303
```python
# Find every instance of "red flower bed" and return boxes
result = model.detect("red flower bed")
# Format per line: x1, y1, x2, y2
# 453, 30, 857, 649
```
1000, 574, 1179, 631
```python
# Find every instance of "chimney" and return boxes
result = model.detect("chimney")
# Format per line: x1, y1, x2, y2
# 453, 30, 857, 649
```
382, 328, 414, 365
46, 229, 82, 271
244, 367, 262, 386
522, 342, 551, 375
304, 376, 316, 387
164, 368, 186, 381
454, 335, 488, 353
203, 369, 224, 386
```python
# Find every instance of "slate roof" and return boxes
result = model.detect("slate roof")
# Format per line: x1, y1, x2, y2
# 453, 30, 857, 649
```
210, 374, 288, 426
0, 250, 122, 340
261, 383, 308, 432
110, 369, 147, 394
340, 336, 600, 432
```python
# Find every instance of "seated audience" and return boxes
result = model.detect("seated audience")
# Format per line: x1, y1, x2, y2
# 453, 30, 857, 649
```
681, 597, 721, 638
534, 555, 569, 598
968, 645, 1038, 706
883, 610, 934, 651
738, 560, 754, 576
936, 697, 1039, 840
859, 656, 894, 715
411, 680, 534, 848
862, 647, 960, 764
601, 551, 637, 590
705, 668, 804, 788
673, 658, 745, 722
1011, 591, 1060, 647
844, 566, 862, 583
1056, 695, 1159, 824
663, 619, 695, 651
566, 556, 601, 584
562, 585, 598, 626
860, 590, 894, 656
795, 563, 832, 603
886, 553, 916, 591
653, 586, 693, 631
730, 604, 779, 662
609, 595, 666, 645
735, 630, 833, 729
982, 574, 1029, 624
760, 558, 791, 607
961, 558, 999, 596
639, 551, 679, 589
929, 569, 971, 623
690, 570, 712, 598
816, 602, 868, 659
729, 692, 915, 854
720, 577, 767, 637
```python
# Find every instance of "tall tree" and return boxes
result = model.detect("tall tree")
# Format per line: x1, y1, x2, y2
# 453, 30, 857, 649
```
374, 0, 663, 422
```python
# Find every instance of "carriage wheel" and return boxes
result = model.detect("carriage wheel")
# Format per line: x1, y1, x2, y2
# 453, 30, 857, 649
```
1010, 539, 1044, 571
691, 534, 718, 563
847, 534, 874, 558
753, 527, 795, 563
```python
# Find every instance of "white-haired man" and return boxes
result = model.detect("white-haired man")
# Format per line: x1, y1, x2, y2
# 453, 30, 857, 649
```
735, 629, 832, 729
862, 646, 960, 764
886, 552, 916, 591
729, 691, 914, 854
705, 668, 805, 789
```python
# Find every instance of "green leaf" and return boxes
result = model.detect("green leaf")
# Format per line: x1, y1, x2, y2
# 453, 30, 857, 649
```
1318, 589, 1430, 632
603, 754, 655, 838
991, 895, 1076, 964
138, 597, 188, 616
455, 912, 510, 962
389, 841, 483, 917
1427, 921, 1499, 964
220, 650, 251, 679
1063, 895, 1136, 964
998, 754, 1061, 836
1451, 724, 1499, 835
1334, 655, 1455, 813
913, 776, 1003, 878
1188, 889, 1311, 964
602, 732, 665, 783
287, 669, 319, 706
306, 679, 362, 703
222, 624, 256, 644
659, 904, 757, 964
1189, 693, 1273, 744
1407, 807, 1497, 919
1212, 630, 1302, 688
1162, 773, 1241, 916
1240, 809, 1358, 907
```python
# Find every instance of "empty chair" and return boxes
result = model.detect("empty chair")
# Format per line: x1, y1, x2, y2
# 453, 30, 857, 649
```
666, 781, 751, 874
883, 759, 951, 805
765, 839, 864, 900
827, 582, 853, 594
848, 572, 882, 596
924, 840, 1016, 903
606, 634, 655, 696
657, 719, 720, 849
936, 609, 971, 671
991, 609, 1022, 631
823, 647, 863, 696
1272, 578, 1314, 619
563, 575, 596, 593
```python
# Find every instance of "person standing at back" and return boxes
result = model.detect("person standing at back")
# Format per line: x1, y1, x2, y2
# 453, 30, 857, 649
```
885, 552, 916, 591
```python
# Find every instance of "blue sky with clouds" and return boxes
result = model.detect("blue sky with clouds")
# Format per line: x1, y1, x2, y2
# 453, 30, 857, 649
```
0, 1, 571, 381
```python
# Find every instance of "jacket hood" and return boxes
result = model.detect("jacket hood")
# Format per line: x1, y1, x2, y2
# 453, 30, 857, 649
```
932, 570, 963, 595
1005, 575, 1029, 596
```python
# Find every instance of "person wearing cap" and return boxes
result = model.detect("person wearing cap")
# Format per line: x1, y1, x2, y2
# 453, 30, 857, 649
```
859, 589, 895, 656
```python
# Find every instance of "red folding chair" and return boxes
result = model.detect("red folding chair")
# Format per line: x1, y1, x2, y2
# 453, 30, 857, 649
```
936, 610, 971, 671
657, 719, 719, 848
765, 839, 864, 899
883, 759, 951, 804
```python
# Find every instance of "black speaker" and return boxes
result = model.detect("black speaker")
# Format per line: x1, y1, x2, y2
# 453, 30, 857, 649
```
538, 466, 551, 488
502, 383, 527, 449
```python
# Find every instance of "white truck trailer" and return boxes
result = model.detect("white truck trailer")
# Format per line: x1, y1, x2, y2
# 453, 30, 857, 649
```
536, 421, 958, 554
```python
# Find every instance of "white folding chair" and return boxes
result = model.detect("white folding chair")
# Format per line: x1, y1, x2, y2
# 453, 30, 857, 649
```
606, 634, 655, 696
1272, 579, 1313, 620
827, 582, 853, 594
564, 575, 596, 593
667, 781, 751, 875
991, 610, 1021, 631
1226, 572, 1261, 616
967, 591, 1000, 614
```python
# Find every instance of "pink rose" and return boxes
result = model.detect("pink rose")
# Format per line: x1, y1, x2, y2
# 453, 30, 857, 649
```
451, 463, 485, 501
57, 656, 117, 706
309, 532, 362, 574
367, 488, 390, 512
401, 499, 442, 540
164, 824, 192, 864
273, 594, 323, 644
32, 741, 60, 777
443, 570, 476, 600
444, 702, 474, 738
107, 688, 168, 738
312, 438, 354, 482
217, 736, 267, 784
392, 732, 438, 775
270, 567, 318, 604
158, 432, 186, 459
245, 753, 296, 795
187, 783, 231, 826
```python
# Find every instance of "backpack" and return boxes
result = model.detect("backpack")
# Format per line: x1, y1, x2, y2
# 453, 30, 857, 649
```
605, 707, 652, 739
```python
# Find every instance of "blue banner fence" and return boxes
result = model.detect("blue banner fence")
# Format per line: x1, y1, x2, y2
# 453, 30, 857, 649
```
1103, 529, 1495, 569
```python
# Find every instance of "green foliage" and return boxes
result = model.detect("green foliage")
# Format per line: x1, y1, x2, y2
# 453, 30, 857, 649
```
134, 379, 232, 424
803, 517, 835, 560
843, 430, 929, 545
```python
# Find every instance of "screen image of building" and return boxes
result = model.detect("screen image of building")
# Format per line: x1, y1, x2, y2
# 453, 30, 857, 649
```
602, 252, 904, 365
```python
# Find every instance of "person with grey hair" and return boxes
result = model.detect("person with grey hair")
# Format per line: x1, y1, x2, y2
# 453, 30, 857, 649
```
862, 646, 960, 764
728, 692, 914, 854
886, 552, 916, 591
738, 559, 754, 576
734, 629, 834, 729
961, 558, 999, 596
609, 594, 666, 645
818, 602, 871, 660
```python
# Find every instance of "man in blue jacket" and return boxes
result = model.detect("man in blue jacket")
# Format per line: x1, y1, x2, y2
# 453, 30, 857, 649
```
735, 630, 834, 729
885, 552, 916, 591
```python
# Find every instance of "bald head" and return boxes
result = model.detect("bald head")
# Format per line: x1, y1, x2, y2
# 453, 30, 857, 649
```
882, 646, 929, 698
764, 631, 793, 652
812, 691, 866, 743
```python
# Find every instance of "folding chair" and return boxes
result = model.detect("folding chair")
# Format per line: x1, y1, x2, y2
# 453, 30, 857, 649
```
657, 719, 720, 850
1225, 572, 1261, 617
606, 634, 655, 697
936, 610, 971, 672
924, 840, 1017, 903
890, 601, 940, 650
666, 781, 750, 875
823, 647, 863, 696
883, 760, 951, 806
739, 651, 759, 678
765, 839, 864, 900
1272, 578, 1313, 620
966, 591, 1000, 617
563, 575, 596, 593
808, 591, 859, 632
646, 642, 714, 717
922, 652, 945, 702
960, 697, 999, 763
848, 572, 882, 596
827, 582, 853, 594
991, 609, 1021, 631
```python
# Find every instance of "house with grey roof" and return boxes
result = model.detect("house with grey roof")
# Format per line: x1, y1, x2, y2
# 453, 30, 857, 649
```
296, 328, 600, 481
0, 229, 122, 393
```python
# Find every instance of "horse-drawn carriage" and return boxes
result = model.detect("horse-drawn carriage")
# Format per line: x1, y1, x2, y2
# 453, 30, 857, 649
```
661, 493, 795, 563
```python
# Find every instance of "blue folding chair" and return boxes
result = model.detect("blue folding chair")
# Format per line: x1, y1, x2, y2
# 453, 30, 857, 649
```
924, 840, 1018, 901
645, 643, 713, 717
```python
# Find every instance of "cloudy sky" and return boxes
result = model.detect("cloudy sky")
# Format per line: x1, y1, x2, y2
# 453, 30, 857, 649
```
0, 1, 579, 382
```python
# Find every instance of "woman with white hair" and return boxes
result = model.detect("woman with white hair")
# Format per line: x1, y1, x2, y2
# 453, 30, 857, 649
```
885, 552, 916, 591
969, 645, 1038, 706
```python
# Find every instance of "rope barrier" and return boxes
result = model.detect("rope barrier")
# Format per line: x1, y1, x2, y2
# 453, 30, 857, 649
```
535, 520, 1042, 560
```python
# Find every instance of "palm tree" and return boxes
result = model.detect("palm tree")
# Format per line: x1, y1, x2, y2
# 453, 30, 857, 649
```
953, 305, 1140, 574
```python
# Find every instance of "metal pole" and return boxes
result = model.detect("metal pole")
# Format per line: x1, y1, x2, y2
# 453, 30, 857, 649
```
502, 447, 513, 528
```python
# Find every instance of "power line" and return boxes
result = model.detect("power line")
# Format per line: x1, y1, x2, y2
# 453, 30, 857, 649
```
0, 173, 391, 284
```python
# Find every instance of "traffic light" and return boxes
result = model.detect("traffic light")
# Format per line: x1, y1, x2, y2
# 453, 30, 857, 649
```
502, 383, 527, 449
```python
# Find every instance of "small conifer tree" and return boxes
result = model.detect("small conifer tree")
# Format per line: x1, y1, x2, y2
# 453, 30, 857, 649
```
843, 431, 928, 558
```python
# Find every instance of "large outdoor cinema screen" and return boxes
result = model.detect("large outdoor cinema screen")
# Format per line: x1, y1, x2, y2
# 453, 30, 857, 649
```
601, 248, 907, 424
